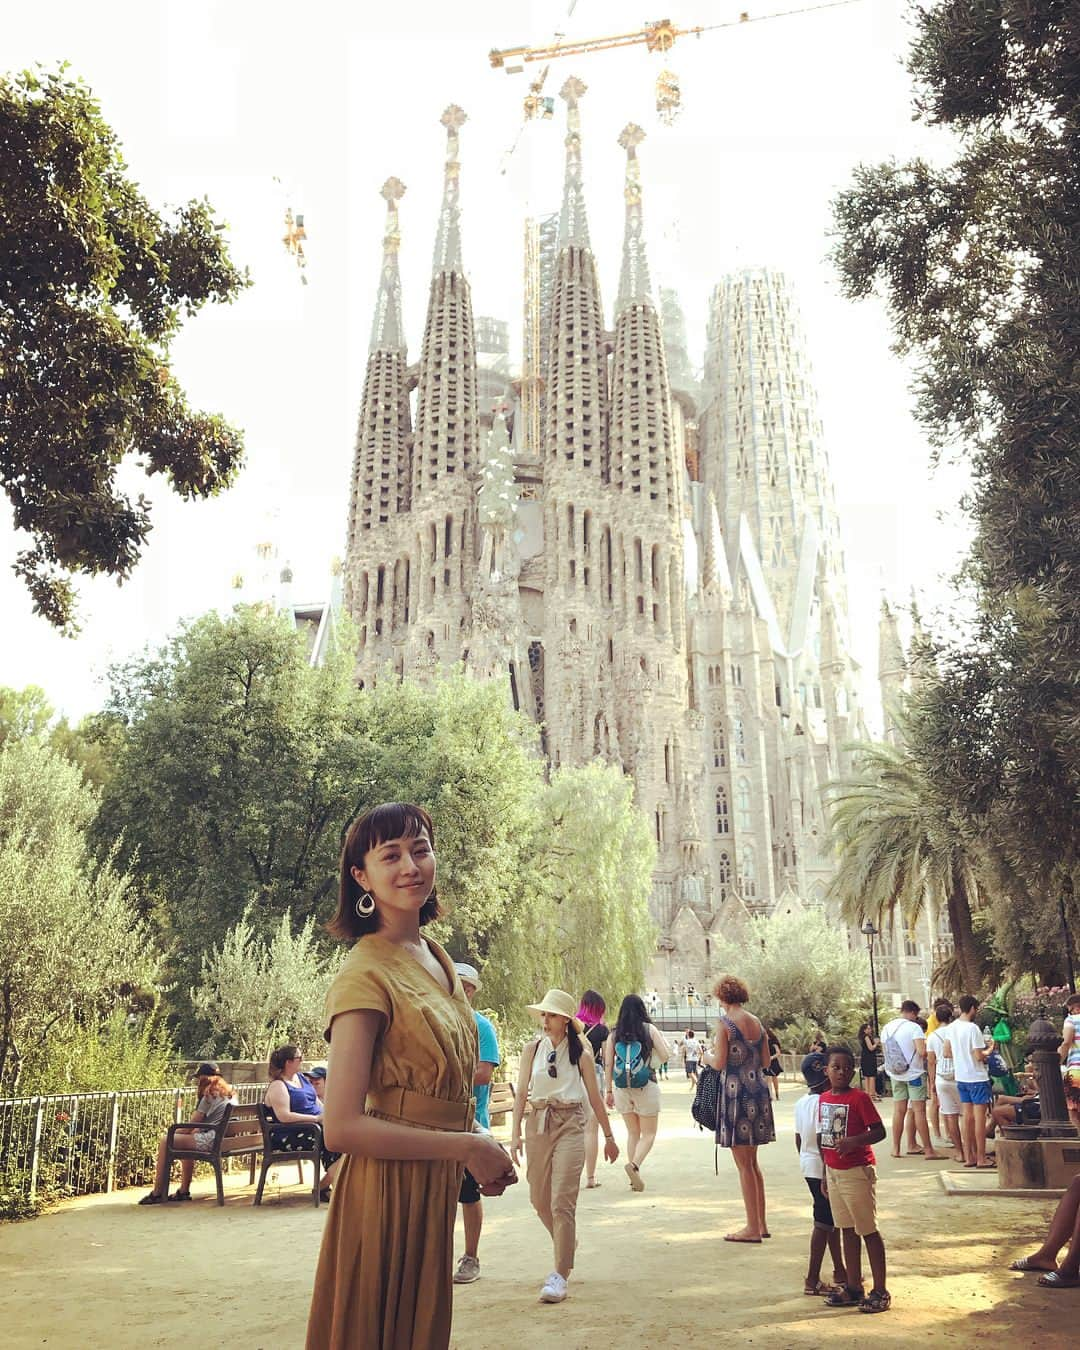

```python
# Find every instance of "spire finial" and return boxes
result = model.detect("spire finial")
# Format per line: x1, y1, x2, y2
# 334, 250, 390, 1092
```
432, 106, 467, 275
370, 178, 407, 352
557, 76, 590, 249
616, 123, 652, 313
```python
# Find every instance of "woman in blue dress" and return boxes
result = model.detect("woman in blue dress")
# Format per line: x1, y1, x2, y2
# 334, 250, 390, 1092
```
706, 974, 775, 1242
264, 1044, 343, 1196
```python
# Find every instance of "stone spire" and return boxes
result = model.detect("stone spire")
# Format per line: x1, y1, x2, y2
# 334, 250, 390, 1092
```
413, 106, 480, 498
616, 123, 652, 315
878, 595, 907, 742
558, 77, 590, 250
370, 177, 406, 352
544, 78, 607, 474
432, 105, 466, 275
702, 491, 733, 605
346, 178, 413, 544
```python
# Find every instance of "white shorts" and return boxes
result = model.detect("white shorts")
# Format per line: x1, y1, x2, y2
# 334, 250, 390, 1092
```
936, 1078, 961, 1116
613, 1079, 661, 1117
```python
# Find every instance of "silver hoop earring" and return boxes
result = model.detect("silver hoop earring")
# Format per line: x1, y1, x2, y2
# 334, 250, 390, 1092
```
355, 890, 376, 918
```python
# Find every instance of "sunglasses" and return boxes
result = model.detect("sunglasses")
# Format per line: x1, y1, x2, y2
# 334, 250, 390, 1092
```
547, 1050, 558, 1079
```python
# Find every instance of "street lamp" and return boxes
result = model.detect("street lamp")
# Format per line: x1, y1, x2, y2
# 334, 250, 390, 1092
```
862, 919, 881, 1041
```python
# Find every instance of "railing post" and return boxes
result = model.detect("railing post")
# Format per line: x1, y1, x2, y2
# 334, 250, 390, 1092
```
27, 1098, 44, 1203
105, 1093, 120, 1193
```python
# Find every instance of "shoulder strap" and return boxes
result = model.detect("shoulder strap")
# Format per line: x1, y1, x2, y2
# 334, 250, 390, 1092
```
523, 1036, 541, 1076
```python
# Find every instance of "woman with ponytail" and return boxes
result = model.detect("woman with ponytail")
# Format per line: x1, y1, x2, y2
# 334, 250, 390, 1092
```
510, 988, 619, 1304
576, 991, 610, 1188
306, 803, 515, 1350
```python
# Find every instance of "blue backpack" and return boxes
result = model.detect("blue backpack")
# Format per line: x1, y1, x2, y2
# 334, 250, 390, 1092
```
613, 1040, 653, 1089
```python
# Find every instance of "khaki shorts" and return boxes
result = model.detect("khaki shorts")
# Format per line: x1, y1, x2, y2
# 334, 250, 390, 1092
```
613, 1079, 661, 1117
825, 1164, 878, 1237
890, 1075, 927, 1102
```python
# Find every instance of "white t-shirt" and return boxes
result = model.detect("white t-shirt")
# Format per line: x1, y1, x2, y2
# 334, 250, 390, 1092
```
881, 1016, 925, 1082
925, 1026, 954, 1081
793, 1091, 824, 1179
528, 1035, 586, 1104
945, 1018, 989, 1084
683, 1036, 701, 1064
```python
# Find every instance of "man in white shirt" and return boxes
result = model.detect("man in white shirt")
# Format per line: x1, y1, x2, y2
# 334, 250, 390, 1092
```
880, 1000, 943, 1159
944, 994, 993, 1168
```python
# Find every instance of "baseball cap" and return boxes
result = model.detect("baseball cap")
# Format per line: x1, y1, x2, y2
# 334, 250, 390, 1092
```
800, 1051, 828, 1087
193, 1061, 220, 1079
454, 962, 481, 990
306, 1065, 327, 1080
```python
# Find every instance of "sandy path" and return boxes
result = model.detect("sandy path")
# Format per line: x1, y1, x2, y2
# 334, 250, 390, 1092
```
1, 1082, 1073, 1349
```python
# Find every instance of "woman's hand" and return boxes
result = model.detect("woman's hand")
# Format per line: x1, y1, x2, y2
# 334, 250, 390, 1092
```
465, 1132, 516, 1188
605, 1090, 615, 1108
603, 1136, 619, 1163
510, 1132, 523, 1166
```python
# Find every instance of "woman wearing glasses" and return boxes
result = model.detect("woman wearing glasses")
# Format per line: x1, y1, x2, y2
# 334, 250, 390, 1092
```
510, 989, 619, 1304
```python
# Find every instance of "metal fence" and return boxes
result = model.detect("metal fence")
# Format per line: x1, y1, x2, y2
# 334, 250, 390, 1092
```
0, 1083, 265, 1207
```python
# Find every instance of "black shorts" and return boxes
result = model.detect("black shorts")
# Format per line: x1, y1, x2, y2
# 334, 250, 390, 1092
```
806, 1175, 835, 1229
459, 1167, 481, 1205
685, 1061, 699, 1077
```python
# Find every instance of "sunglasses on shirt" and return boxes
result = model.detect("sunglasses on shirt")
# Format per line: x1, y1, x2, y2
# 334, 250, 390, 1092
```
547, 1050, 557, 1078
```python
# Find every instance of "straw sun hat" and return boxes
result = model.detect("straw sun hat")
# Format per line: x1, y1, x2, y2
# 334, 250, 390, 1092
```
526, 989, 583, 1033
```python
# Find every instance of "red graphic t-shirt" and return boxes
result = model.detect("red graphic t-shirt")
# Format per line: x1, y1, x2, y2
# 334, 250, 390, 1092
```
818, 1087, 881, 1170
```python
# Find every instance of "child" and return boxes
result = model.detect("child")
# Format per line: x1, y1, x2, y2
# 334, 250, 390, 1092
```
818, 1044, 890, 1314
793, 1052, 847, 1295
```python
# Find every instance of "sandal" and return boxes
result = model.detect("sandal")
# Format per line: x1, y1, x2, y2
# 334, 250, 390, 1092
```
167, 1190, 192, 1202
1038, 1271, 1080, 1288
137, 1192, 164, 1205
804, 1280, 841, 1296
1009, 1257, 1055, 1273
860, 1288, 892, 1314
585, 1179, 601, 1188
824, 1286, 863, 1307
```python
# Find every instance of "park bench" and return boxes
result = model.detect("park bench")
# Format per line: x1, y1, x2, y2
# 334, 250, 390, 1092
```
254, 1103, 326, 1207
163, 1102, 263, 1206
488, 1080, 514, 1127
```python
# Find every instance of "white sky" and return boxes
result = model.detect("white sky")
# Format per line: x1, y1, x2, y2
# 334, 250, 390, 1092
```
1, 0, 973, 724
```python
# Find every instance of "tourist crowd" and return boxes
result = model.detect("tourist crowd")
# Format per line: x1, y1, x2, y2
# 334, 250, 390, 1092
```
136, 800, 1080, 1346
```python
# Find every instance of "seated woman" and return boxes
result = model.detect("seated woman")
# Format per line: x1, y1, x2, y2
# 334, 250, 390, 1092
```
264, 1044, 342, 1197
138, 1062, 235, 1204
1010, 1174, 1080, 1287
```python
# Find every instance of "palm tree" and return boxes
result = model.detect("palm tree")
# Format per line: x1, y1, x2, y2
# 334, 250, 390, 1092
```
825, 736, 991, 994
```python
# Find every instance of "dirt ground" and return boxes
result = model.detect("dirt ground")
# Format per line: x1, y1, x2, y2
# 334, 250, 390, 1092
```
2, 1082, 1075, 1349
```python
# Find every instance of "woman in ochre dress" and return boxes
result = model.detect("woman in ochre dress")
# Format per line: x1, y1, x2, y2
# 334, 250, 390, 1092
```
306, 802, 515, 1350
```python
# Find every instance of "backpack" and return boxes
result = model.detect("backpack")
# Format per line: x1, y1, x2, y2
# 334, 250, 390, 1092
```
882, 1026, 912, 1077
690, 1064, 722, 1132
613, 1039, 653, 1089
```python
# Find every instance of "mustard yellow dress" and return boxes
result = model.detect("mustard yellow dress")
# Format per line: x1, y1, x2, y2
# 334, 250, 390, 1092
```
306, 934, 478, 1350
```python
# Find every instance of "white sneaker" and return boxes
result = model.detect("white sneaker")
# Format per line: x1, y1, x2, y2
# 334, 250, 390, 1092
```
453, 1254, 480, 1284
539, 1272, 568, 1303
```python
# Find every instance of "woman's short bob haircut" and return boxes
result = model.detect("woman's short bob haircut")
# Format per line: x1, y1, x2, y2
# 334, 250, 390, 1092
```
715, 974, 750, 1006
328, 801, 440, 942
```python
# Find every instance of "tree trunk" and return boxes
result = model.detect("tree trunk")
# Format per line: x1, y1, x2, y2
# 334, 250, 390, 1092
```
945, 863, 982, 992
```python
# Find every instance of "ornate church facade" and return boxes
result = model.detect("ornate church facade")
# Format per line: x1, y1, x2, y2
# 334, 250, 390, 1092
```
341, 84, 924, 994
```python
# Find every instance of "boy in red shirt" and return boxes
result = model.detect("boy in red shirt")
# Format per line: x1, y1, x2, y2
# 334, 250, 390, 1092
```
819, 1044, 890, 1313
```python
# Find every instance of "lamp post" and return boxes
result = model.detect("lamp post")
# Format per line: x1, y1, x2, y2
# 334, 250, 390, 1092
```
862, 919, 881, 1041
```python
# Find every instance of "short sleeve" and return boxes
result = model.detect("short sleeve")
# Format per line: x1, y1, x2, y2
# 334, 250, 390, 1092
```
195, 1095, 210, 1117
323, 945, 393, 1042
858, 1093, 882, 1131
476, 1013, 500, 1066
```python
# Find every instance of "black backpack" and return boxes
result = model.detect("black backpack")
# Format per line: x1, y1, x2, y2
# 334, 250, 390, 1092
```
691, 1065, 723, 1172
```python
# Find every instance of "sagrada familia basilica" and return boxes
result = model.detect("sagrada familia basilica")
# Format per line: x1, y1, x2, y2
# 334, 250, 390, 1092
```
333, 79, 944, 995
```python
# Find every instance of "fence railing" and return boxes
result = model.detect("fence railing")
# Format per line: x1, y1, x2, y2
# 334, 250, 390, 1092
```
0, 1083, 265, 1207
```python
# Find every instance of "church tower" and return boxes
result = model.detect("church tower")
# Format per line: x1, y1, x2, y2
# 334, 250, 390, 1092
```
344, 177, 412, 675
607, 123, 688, 931
878, 596, 906, 743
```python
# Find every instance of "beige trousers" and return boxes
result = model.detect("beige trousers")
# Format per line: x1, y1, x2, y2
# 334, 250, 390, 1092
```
525, 1102, 586, 1274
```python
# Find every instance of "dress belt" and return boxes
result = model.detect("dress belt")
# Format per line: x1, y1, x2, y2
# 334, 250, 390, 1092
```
366, 1085, 475, 1131
531, 1098, 586, 1134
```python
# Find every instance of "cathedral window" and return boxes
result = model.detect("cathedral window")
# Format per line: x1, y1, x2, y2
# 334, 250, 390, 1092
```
731, 663, 743, 687
713, 726, 726, 769
715, 786, 730, 836
734, 716, 747, 765
736, 777, 752, 830
718, 851, 732, 898
738, 845, 757, 900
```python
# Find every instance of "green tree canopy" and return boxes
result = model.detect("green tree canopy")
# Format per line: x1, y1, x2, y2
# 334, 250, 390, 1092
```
0, 735, 161, 1093
831, 2, 1080, 912
709, 906, 870, 1037
0, 65, 248, 630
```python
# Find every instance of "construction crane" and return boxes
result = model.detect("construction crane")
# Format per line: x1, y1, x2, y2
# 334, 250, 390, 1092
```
491, 3, 864, 124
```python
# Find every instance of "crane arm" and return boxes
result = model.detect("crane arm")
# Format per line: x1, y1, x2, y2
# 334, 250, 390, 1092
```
490, 20, 700, 70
